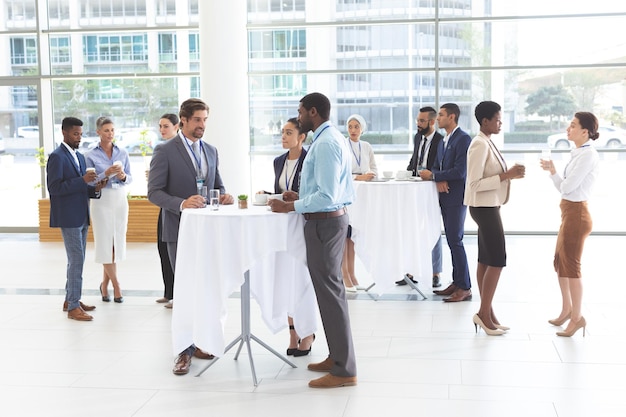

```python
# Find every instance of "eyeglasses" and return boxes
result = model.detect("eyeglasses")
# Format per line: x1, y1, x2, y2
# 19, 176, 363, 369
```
416, 119, 430, 124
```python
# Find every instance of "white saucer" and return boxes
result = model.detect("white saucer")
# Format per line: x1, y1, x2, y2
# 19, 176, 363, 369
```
371, 178, 390, 182
252, 202, 268, 206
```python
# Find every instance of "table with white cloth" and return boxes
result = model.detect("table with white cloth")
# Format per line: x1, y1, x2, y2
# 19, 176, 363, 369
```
349, 179, 441, 296
172, 205, 318, 385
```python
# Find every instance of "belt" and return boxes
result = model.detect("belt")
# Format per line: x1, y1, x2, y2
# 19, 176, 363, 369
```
303, 207, 347, 220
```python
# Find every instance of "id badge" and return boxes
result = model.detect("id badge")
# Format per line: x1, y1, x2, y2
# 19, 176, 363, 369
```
196, 177, 204, 193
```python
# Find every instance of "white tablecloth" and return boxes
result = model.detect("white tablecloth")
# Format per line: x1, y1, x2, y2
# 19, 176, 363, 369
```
349, 179, 441, 293
171, 205, 317, 356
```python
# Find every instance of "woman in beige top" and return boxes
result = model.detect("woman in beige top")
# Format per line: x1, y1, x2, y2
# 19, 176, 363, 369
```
465, 101, 524, 335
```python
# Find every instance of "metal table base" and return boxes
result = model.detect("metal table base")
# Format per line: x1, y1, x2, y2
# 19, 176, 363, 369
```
196, 270, 297, 385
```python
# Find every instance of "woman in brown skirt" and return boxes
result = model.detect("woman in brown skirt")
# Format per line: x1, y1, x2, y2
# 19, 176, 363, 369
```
540, 112, 600, 337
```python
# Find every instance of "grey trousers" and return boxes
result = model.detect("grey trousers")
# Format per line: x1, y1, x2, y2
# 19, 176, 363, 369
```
304, 213, 357, 377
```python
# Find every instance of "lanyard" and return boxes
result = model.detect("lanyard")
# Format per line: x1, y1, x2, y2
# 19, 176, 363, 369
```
184, 136, 203, 174
350, 140, 362, 167
284, 158, 300, 191
312, 125, 330, 143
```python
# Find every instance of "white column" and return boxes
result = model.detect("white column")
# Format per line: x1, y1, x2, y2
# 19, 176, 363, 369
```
198, 2, 250, 197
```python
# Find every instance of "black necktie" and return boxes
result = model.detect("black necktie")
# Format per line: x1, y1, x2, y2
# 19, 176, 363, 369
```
417, 136, 427, 167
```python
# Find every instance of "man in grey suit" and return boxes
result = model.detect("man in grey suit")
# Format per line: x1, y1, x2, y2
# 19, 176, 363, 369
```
269, 92, 357, 389
148, 98, 234, 375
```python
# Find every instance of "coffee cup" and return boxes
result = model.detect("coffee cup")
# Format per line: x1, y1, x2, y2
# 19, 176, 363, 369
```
86, 167, 96, 173
255, 193, 268, 204
382, 171, 393, 179
396, 170, 407, 179
267, 193, 284, 202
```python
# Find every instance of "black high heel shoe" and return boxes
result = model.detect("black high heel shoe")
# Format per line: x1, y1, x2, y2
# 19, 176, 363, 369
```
286, 325, 298, 356
99, 283, 110, 302
114, 296, 124, 303
293, 334, 315, 357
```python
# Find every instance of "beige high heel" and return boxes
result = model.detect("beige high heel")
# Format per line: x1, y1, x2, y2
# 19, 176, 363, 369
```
473, 314, 505, 336
548, 312, 571, 326
494, 324, 510, 331
556, 317, 586, 337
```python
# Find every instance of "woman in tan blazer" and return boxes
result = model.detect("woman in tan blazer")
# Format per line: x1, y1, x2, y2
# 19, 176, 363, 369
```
465, 101, 525, 335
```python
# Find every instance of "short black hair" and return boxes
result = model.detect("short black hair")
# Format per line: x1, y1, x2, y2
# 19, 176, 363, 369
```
419, 106, 437, 119
300, 92, 331, 120
61, 117, 83, 131
440, 103, 460, 123
474, 101, 501, 124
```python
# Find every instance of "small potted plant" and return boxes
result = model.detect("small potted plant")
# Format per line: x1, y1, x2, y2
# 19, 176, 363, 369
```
237, 194, 248, 209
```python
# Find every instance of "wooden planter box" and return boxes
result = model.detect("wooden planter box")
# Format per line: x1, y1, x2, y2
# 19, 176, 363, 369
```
38, 198, 159, 242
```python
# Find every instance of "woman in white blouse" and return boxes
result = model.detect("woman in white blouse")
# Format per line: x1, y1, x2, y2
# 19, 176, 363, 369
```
465, 101, 525, 335
540, 112, 600, 337
86, 117, 132, 303
342, 114, 377, 291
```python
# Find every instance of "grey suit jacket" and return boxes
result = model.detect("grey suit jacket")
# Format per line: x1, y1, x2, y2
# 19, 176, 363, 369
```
147, 133, 226, 242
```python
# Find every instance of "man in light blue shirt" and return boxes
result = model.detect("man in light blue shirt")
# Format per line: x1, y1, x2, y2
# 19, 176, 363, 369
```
269, 92, 357, 389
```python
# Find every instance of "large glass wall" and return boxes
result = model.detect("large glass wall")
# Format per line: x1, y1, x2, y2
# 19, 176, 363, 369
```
0, 0, 199, 229
1, 1, 625, 233
246, 0, 626, 233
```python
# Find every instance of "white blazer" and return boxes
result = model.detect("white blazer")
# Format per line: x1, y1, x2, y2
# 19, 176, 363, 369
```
464, 131, 510, 207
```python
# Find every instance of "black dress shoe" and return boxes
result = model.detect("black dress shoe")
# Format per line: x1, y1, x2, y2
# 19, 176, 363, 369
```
395, 273, 418, 286
432, 275, 441, 288
99, 284, 110, 302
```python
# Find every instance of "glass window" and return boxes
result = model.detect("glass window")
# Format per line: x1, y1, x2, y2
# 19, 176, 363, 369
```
10, 37, 38, 66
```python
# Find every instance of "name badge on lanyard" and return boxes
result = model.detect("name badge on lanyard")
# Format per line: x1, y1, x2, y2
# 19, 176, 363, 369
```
196, 176, 204, 194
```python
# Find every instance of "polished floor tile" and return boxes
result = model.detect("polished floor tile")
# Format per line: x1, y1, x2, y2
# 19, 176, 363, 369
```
1, 233, 625, 417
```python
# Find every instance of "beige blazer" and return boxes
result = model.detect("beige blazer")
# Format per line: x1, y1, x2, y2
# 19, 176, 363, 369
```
464, 131, 510, 207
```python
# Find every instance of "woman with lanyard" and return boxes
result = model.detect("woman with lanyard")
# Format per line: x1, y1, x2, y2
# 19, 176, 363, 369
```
343, 114, 377, 292
86, 116, 132, 304
257, 117, 316, 356
541, 112, 600, 337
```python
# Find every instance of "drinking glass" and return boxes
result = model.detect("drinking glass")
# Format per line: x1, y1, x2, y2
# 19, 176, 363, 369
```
209, 189, 220, 211
200, 186, 208, 205
541, 149, 551, 161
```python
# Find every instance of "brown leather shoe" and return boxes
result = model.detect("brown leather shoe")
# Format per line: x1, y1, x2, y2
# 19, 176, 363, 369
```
173, 353, 192, 375
307, 357, 334, 372
443, 288, 472, 302
309, 373, 357, 388
67, 307, 93, 321
193, 348, 215, 360
433, 283, 457, 296
63, 301, 96, 312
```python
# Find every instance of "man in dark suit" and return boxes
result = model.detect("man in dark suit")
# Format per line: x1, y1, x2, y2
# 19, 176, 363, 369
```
420, 103, 472, 302
47, 117, 107, 321
399, 106, 445, 288
148, 98, 234, 375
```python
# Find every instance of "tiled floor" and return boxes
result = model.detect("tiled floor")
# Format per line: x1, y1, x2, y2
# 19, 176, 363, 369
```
1, 233, 625, 417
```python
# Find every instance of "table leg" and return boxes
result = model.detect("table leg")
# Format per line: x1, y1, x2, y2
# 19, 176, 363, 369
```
195, 270, 297, 385
363, 276, 428, 301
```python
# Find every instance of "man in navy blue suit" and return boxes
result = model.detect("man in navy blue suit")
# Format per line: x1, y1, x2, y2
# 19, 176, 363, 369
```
47, 117, 107, 321
419, 103, 472, 302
